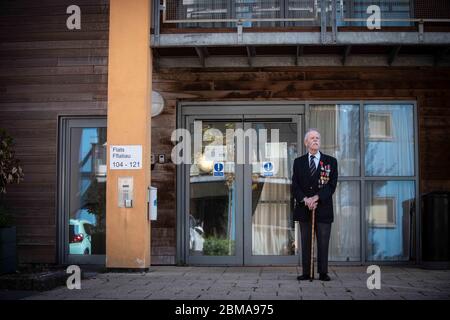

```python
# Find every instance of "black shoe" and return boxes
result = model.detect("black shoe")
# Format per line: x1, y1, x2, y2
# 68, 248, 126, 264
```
297, 274, 311, 281
319, 273, 331, 281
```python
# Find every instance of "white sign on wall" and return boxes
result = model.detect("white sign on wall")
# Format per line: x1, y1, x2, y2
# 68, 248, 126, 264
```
110, 145, 142, 170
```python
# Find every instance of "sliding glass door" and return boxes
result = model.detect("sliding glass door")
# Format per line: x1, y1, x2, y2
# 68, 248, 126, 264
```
243, 117, 301, 265
186, 116, 244, 265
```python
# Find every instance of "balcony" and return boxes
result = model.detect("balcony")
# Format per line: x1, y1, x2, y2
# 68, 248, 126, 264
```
151, 1, 450, 67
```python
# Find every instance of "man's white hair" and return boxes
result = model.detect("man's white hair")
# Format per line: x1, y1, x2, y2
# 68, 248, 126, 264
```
304, 128, 321, 142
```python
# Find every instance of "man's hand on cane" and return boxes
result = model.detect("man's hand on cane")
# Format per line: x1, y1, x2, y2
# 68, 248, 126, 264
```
305, 195, 319, 211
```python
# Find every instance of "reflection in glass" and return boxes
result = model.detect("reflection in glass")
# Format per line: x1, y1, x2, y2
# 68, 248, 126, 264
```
235, 0, 281, 28
309, 104, 360, 176
337, 0, 413, 27
170, 0, 230, 28
251, 123, 297, 255
329, 181, 360, 261
366, 181, 415, 261
189, 122, 236, 256
365, 104, 414, 176
287, 0, 319, 27
69, 127, 107, 255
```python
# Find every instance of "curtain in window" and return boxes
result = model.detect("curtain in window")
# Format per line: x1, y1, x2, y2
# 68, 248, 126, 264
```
251, 122, 297, 255
366, 181, 415, 261
309, 104, 360, 176
329, 181, 361, 261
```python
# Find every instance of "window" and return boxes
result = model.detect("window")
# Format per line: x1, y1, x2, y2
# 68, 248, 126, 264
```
365, 104, 414, 177
367, 112, 393, 141
310, 106, 339, 149
366, 181, 415, 261
309, 104, 360, 176
329, 181, 361, 261
308, 102, 416, 262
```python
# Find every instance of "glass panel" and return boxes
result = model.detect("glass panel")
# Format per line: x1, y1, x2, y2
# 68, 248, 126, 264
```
364, 104, 414, 176
189, 121, 237, 256
329, 181, 361, 261
235, 0, 282, 28
309, 104, 360, 176
366, 181, 415, 261
251, 122, 298, 255
287, 0, 319, 27
168, 0, 231, 28
69, 127, 107, 255
338, 0, 413, 27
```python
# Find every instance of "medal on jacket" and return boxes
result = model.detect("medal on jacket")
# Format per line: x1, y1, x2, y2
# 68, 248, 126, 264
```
319, 162, 330, 188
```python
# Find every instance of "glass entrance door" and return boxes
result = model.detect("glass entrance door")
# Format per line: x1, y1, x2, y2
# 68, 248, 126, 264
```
244, 118, 300, 265
186, 117, 244, 265
185, 115, 301, 265
60, 118, 107, 265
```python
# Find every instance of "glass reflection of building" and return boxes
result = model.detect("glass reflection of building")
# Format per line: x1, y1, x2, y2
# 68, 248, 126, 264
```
310, 103, 415, 262
69, 127, 107, 255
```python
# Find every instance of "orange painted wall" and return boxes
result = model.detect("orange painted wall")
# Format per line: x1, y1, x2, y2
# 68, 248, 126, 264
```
106, 0, 152, 268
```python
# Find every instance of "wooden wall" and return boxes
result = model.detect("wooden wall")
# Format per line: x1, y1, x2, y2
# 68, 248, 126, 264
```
0, 0, 109, 263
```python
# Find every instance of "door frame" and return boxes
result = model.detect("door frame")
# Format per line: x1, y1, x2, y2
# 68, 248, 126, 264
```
58, 117, 107, 265
177, 102, 306, 265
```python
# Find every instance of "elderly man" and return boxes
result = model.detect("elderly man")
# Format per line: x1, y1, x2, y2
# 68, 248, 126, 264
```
292, 128, 338, 281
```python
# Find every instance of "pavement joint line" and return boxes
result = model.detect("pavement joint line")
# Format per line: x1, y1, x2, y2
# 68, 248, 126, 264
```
384, 285, 443, 293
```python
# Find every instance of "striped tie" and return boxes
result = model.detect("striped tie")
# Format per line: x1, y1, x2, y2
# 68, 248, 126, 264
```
310, 155, 316, 176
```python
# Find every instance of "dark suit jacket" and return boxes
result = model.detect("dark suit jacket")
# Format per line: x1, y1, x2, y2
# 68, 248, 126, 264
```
291, 152, 338, 223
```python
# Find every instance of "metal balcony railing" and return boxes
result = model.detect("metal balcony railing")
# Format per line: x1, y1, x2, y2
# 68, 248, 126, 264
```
162, 0, 321, 28
157, 0, 450, 29
339, 0, 450, 26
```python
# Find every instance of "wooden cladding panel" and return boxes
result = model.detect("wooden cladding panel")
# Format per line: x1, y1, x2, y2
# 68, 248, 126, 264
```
0, 0, 109, 264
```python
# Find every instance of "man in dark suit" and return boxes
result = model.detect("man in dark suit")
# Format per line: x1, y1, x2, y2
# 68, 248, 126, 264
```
292, 129, 338, 281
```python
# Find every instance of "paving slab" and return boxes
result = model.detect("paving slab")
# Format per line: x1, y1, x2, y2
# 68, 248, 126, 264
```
0, 265, 447, 300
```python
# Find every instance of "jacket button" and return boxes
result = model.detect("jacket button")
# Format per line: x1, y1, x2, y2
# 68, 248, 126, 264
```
309, 187, 312, 190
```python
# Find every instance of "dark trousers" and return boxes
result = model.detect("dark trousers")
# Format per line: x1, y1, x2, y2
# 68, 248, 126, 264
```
299, 220, 332, 275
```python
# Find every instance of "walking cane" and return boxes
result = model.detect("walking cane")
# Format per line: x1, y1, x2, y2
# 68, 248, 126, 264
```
309, 208, 316, 281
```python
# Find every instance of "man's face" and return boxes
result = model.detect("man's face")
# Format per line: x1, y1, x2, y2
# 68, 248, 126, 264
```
305, 131, 321, 153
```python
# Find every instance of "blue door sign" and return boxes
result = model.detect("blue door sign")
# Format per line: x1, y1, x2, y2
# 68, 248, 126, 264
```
213, 162, 224, 176
262, 161, 274, 176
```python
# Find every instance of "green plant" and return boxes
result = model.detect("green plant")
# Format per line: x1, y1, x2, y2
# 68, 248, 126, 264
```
203, 237, 235, 256
0, 129, 24, 195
